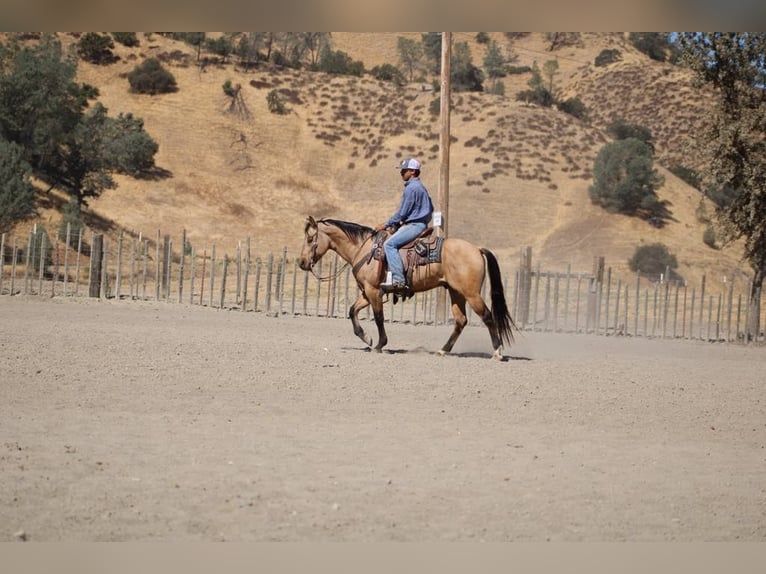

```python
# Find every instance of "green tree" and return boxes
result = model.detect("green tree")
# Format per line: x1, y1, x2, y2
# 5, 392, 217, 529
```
451, 41, 484, 92
0, 139, 36, 233
483, 39, 506, 79
397, 36, 422, 82
589, 138, 665, 220
0, 35, 87, 175
515, 61, 553, 106
205, 35, 234, 63
421, 32, 442, 74
679, 32, 766, 339
0, 35, 157, 208
542, 59, 559, 94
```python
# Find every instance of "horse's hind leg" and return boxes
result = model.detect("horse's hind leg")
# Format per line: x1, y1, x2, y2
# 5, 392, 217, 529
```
349, 293, 373, 347
467, 294, 503, 359
439, 288, 468, 356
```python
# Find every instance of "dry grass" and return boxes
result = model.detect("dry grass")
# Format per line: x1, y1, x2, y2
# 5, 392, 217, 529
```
6, 32, 749, 289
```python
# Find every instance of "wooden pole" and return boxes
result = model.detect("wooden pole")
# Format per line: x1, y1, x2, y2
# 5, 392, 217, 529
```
435, 31, 451, 324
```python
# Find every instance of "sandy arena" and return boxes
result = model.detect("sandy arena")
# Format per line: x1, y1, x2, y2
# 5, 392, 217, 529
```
1, 296, 765, 541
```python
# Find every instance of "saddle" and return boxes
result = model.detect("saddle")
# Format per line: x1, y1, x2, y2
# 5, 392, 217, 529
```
370, 227, 444, 294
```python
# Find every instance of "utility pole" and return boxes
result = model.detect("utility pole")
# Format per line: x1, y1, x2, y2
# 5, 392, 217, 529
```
436, 32, 451, 324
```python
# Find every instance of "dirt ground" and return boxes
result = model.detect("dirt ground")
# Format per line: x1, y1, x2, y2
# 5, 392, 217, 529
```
1, 295, 765, 542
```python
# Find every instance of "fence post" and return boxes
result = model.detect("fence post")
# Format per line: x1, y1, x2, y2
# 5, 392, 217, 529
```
63, 222, 71, 297
0, 232, 5, 294
189, 246, 196, 305
209, 244, 217, 308
518, 247, 532, 326
220, 254, 228, 309
179, 229, 186, 304
242, 237, 250, 311
89, 234, 103, 297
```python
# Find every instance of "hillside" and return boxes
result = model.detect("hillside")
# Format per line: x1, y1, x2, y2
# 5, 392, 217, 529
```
9, 33, 750, 288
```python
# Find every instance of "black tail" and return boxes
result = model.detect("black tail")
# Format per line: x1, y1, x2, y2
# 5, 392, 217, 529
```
481, 248, 517, 347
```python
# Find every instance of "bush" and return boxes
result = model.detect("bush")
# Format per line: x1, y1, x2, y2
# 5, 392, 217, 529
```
267, 89, 286, 114
516, 88, 554, 107
370, 64, 406, 86
222, 79, 236, 97
316, 46, 364, 76
589, 138, 665, 219
507, 65, 532, 75
112, 32, 139, 47
628, 243, 681, 280
558, 96, 588, 120
607, 117, 653, 148
428, 96, 441, 115
629, 33, 669, 62
77, 32, 117, 64
595, 49, 621, 67
127, 58, 178, 94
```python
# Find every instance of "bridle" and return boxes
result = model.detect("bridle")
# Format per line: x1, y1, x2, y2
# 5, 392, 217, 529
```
305, 223, 374, 283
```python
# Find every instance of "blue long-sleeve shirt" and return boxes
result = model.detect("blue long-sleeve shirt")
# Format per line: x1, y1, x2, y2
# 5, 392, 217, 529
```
384, 177, 433, 228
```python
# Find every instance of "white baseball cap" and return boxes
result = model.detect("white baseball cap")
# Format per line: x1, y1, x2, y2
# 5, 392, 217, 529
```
397, 158, 421, 171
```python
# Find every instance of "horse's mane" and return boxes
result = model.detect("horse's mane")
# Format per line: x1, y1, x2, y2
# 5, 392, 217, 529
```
318, 218, 374, 243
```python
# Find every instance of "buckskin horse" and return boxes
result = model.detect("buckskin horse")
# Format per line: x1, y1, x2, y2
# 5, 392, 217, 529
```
298, 216, 517, 359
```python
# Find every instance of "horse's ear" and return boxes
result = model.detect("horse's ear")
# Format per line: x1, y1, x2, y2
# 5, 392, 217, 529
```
307, 215, 316, 227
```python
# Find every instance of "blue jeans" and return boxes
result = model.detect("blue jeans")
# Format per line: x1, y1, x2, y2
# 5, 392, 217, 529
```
383, 222, 427, 283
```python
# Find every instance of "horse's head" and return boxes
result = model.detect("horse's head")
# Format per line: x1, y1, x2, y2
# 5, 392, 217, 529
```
298, 216, 329, 271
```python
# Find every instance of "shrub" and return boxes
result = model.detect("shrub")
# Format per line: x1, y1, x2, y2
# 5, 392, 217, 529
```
595, 49, 621, 67
77, 32, 116, 64
267, 89, 286, 114
702, 225, 718, 249
558, 96, 588, 120
607, 117, 653, 148
112, 32, 139, 47
222, 79, 236, 97
316, 46, 364, 76
507, 65, 532, 75
628, 33, 669, 62
628, 243, 681, 280
370, 63, 406, 86
127, 58, 177, 94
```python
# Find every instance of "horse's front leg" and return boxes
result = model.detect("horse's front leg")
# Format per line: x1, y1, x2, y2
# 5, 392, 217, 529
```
349, 293, 373, 347
370, 293, 388, 353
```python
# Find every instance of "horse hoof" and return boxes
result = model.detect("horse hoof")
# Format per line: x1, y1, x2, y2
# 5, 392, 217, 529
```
492, 349, 503, 361
437, 349, 447, 357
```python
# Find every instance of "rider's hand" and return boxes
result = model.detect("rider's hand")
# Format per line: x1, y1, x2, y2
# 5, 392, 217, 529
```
374, 224, 385, 231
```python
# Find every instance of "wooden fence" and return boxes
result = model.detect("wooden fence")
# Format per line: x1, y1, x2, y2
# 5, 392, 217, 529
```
2, 227, 765, 344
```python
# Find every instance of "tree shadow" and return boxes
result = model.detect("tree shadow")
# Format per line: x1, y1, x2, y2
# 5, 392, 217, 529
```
134, 165, 173, 181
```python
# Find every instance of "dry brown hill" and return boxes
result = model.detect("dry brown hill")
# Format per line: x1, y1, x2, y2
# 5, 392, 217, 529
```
11, 33, 750, 288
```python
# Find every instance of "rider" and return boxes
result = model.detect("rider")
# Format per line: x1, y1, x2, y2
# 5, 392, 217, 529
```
375, 157, 434, 293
